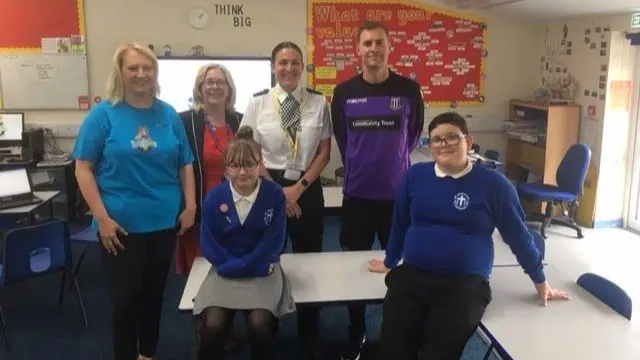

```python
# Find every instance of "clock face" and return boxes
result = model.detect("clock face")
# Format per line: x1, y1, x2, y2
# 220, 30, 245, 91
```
188, 8, 210, 29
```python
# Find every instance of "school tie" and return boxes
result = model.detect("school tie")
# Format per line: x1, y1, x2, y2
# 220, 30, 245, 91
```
280, 94, 300, 140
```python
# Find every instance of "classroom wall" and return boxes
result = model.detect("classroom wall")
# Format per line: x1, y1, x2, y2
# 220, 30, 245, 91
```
541, 13, 638, 226
25, 0, 542, 178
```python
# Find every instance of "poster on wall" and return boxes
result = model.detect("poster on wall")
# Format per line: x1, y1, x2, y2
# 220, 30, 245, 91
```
0, 0, 86, 52
307, 0, 488, 106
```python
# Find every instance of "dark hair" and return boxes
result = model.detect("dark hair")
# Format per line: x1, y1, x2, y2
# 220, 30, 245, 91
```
357, 21, 390, 42
225, 126, 262, 167
270, 41, 303, 64
428, 112, 469, 136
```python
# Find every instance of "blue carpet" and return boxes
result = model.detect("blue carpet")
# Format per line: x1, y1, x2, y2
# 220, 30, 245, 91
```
0, 217, 496, 359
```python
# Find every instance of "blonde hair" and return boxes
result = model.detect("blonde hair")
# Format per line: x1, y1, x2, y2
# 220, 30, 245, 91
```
225, 126, 262, 167
106, 43, 160, 104
192, 63, 237, 112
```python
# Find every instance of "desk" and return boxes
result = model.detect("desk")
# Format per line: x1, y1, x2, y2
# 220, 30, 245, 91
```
181, 254, 640, 359
179, 250, 387, 311
0, 191, 60, 224
483, 265, 640, 360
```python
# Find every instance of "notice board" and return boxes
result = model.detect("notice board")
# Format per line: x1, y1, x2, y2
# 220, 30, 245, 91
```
307, 0, 488, 107
0, 0, 89, 110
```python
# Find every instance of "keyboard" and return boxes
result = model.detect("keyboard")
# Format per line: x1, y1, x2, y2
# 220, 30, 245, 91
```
0, 195, 43, 210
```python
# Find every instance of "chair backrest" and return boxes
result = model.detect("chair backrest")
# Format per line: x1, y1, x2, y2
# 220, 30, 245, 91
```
1, 220, 72, 283
556, 143, 591, 195
528, 227, 545, 259
484, 149, 500, 161
577, 273, 632, 320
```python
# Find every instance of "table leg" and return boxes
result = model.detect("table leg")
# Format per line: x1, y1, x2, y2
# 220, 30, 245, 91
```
191, 315, 200, 360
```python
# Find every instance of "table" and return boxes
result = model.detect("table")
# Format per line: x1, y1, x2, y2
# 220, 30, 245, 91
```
0, 190, 60, 224
181, 253, 640, 360
483, 265, 640, 360
179, 250, 387, 310
322, 186, 342, 210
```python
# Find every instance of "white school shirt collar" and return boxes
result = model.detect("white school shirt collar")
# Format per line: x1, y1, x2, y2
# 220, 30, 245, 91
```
230, 179, 261, 204
274, 83, 303, 104
434, 160, 473, 179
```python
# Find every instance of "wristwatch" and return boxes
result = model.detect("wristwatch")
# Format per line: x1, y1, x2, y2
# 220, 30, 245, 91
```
300, 178, 309, 188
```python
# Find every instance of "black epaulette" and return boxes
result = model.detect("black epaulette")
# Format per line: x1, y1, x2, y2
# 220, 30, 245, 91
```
305, 87, 323, 95
253, 89, 269, 97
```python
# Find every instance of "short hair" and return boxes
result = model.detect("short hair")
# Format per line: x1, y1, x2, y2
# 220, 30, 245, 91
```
270, 41, 303, 64
428, 112, 469, 135
357, 21, 390, 42
106, 43, 160, 104
192, 63, 237, 112
225, 126, 262, 167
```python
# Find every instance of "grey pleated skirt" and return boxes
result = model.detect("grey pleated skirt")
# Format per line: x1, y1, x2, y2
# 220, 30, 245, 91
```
192, 263, 296, 318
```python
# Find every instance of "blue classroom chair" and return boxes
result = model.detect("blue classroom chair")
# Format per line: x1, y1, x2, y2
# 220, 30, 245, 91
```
577, 273, 632, 320
0, 220, 88, 350
517, 143, 591, 239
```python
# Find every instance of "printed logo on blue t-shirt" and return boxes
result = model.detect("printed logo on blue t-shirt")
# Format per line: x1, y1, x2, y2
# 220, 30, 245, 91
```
453, 192, 470, 211
131, 125, 157, 152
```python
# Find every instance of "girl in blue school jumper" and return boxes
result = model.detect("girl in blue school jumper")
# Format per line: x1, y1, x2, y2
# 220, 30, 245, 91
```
368, 112, 571, 360
193, 126, 295, 360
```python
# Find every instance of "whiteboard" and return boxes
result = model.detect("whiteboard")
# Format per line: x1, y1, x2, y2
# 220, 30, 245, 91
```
0, 54, 89, 110
157, 57, 274, 113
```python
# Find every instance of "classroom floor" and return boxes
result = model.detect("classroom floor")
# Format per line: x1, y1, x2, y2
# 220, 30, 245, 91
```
0, 218, 637, 360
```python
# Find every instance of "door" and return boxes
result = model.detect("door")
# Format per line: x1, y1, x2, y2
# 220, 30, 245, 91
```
625, 48, 640, 230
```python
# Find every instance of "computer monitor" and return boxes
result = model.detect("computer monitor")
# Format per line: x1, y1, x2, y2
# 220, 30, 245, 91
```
0, 112, 24, 143
157, 57, 275, 114
0, 168, 32, 198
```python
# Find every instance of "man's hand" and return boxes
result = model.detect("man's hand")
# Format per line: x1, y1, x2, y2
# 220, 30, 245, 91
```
535, 281, 571, 306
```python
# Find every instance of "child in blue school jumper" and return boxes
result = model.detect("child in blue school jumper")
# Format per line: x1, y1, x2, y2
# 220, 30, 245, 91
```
368, 112, 571, 360
192, 126, 295, 360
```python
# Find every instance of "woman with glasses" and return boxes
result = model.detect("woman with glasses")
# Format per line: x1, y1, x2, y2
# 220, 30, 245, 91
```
368, 112, 570, 360
179, 63, 243, 276
239, 41, 332, 359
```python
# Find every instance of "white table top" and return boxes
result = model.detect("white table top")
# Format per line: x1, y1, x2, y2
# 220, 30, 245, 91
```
322, 186, 342, 209
484, 265, 640, 360
0, 190, 60, 214
179, 250, 387, 311
180, 246, 527, 311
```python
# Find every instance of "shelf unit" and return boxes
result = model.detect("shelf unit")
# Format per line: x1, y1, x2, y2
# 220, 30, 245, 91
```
505, 99, 581, 212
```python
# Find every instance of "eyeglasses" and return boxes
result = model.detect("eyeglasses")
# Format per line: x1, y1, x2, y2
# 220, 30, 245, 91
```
429, 133, 466, 148
203, 80, 228, 88
227, 162, 259, 172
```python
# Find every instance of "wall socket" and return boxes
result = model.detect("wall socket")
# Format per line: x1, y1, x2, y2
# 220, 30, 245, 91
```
25, 123, 80, 138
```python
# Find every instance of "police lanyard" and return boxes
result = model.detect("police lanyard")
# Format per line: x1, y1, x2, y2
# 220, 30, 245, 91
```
273, 90, 305, 161
205, 121, 232, 153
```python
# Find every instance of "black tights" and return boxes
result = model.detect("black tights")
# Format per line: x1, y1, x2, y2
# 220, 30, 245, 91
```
198, 307, 278, 360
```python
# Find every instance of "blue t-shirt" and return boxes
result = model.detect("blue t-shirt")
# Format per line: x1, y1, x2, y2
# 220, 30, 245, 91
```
384, 162, 545, 284
73, 99, 194, 234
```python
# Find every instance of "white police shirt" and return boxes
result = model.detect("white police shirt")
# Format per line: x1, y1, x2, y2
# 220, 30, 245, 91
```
240, 83, 332, 171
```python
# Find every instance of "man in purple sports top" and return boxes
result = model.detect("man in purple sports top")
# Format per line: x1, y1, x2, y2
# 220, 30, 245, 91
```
330, 20, 425, 360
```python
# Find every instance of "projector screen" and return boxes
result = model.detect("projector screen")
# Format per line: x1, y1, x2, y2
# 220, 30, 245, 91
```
157, 57, 274, 114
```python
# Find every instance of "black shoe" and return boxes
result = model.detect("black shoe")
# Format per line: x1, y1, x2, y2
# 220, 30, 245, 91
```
341, 334, 366, 360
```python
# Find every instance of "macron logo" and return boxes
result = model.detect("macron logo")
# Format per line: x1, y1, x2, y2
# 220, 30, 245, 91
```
346, 98, 367, 104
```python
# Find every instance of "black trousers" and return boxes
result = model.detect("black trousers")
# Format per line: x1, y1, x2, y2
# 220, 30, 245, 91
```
380, 264, 492, 360
100, 228, 177, 360
339, 196, 394, 338
267, 169, 324, 346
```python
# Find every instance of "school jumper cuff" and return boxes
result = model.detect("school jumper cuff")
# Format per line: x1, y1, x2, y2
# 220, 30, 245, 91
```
529, 268, 546, 284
